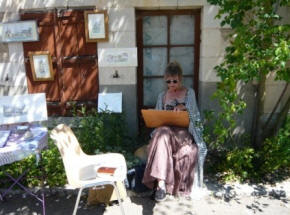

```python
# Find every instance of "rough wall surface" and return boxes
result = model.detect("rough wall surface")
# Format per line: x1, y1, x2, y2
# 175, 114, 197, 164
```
0, 12, 27, 95
0, 0, 288, 135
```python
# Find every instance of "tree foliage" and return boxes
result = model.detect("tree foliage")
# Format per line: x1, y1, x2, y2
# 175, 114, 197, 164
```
206, 0, 290, 149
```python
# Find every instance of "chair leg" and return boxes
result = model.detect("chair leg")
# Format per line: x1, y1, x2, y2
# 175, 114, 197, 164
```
198, 153, 206, 188
72, 188, 83, 215
199, 163, 204, 188
113, 182, 126, 215
193, 162, 199, 188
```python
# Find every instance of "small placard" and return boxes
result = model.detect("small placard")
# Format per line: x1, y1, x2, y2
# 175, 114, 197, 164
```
98, 92, 122, 113
0, 93, 47, 125
98, 48, 138, 67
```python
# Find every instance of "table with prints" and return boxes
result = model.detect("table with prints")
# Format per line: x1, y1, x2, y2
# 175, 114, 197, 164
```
0, 125, 48, 215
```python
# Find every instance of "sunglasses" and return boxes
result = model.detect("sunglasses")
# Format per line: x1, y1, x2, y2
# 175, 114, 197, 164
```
166, 80, 178, 84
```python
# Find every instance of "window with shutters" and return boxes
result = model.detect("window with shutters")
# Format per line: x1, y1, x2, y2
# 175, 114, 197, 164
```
21, 9, 99, 116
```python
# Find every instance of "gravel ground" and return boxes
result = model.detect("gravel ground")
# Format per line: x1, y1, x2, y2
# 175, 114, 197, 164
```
0, 178, 289, 215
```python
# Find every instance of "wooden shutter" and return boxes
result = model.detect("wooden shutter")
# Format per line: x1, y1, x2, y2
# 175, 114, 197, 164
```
22, 12, 60, 102
21, 10, 98, 116
59, 10, 98, 102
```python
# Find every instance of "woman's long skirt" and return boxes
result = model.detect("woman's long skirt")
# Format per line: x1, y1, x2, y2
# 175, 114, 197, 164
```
142, 126, 198, 195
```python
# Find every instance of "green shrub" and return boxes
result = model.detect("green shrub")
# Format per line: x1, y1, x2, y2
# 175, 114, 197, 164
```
0, 137, 66, 188
225, 147, 255, 181
72, 107, 141, 169
255, 117, 290, 178
40, 140, 66, 186
205, 116, 290, 182
205, 146, 255, 182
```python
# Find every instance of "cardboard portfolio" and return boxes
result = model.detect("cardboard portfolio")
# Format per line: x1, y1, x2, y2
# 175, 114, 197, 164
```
141, 109, 189, 128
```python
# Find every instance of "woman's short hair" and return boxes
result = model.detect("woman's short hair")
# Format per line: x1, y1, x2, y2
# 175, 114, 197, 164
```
164, 61, 183, 78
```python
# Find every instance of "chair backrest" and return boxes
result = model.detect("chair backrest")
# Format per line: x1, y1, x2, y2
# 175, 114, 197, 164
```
50, 124, 85, 187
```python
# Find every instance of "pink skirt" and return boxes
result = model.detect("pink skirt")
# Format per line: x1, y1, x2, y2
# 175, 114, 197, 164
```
142, 126, 198, 195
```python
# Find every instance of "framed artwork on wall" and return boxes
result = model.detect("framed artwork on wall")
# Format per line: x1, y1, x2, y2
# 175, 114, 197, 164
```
84, 10, 109, 42
28, 51, 54, 81
98, 48, 138, 67
1, 20, 39, 42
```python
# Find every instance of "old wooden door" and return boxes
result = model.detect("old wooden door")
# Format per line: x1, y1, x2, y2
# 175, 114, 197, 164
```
136, 10, 201, 130
21, 9, 98, 116
136, 10, 201, 110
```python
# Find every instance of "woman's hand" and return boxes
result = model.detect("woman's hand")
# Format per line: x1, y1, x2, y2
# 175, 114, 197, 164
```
173, 104, 186, 112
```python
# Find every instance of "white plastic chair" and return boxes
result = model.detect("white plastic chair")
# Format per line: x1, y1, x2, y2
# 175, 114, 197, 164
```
50, 124, 127, 215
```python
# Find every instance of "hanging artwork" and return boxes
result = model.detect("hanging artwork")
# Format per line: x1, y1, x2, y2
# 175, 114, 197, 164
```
98, 48, 138, 67
84, 10, 109, 42
1, 20, 39, 42
28, 51, 54, 81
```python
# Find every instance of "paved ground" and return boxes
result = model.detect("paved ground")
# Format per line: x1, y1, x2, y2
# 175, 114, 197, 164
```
0, 179, 289, 215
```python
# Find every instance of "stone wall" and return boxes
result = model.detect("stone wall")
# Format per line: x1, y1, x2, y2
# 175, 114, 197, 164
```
0, 0, 288, 135
0, 12, 27, 96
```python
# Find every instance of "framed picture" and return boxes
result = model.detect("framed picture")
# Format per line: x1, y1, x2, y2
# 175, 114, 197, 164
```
1, 20, 39, 42
84, 10, 109, 42
28, 51, 54, 81
0, 93, 48, 125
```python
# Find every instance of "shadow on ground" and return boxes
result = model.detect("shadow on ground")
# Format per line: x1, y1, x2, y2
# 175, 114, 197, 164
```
0, 186, 289, 215
0, 193, 104, 215
0, 191, 156, 215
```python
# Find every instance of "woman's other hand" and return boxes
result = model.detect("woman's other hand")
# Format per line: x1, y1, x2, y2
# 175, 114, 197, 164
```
173, 104, 186, 112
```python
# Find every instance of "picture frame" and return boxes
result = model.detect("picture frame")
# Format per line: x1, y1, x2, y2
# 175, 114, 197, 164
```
84, 10, 109, 42
1, 20, 39, 43
98, 48, 138, 67
0, 93, 47, 125
28, 51, 54, 81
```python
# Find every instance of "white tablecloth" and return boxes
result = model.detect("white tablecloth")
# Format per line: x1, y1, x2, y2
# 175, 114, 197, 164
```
0, 126, 48, 167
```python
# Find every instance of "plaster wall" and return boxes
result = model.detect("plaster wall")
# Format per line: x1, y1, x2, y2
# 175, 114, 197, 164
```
0, 0, 288, 134
0, 12, 27, 95
99, 84, 138, 136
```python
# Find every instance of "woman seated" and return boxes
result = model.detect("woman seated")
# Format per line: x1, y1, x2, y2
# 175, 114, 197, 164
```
142, 61, 205, 202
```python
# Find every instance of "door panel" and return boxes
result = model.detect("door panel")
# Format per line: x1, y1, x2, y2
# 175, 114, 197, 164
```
79, 62, 98, 100
59, 10, 98, 103
137, 10, 200, 110
170, 15, 195, 45
143, 16, 167, 45
143, 78, 165, 107
169, 47, 194, 75
143, 48, 167, 76
59, 24, 79, 57
62, 65, 81, 101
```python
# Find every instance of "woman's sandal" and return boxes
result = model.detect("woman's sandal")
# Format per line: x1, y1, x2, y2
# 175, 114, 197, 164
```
155, 188, 167, 202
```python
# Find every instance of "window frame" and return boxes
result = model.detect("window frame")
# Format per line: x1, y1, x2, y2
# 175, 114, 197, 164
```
136, 9, 201, 111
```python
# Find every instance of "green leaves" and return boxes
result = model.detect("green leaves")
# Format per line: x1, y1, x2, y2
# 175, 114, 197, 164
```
72, 107, 140, 169
0, 139, 67, 188
206, 0, 290, 147
204, 0, 290, 181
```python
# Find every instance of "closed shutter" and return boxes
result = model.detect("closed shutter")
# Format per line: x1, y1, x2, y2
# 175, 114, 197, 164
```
22, 12, 60, 102
21, 10, 98, 116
